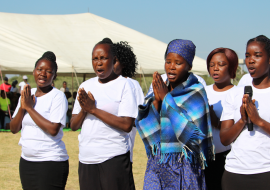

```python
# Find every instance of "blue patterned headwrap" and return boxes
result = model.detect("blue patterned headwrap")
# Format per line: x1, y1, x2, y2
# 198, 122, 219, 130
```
165, 39, 196, 67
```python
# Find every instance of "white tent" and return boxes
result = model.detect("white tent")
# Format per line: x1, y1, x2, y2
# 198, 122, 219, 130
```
0, 12, 208, 77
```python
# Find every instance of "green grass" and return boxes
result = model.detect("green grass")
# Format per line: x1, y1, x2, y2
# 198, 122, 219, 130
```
0, 131, 148, 190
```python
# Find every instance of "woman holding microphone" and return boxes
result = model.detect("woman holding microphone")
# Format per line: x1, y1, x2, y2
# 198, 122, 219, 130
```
10, 52, 69, 190
220, 35, 270, 190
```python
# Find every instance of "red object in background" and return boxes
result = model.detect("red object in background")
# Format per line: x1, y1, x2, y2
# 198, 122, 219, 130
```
0, 83, 12, 92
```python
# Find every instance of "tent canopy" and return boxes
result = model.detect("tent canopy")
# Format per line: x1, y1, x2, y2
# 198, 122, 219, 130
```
0, 12, 208, 77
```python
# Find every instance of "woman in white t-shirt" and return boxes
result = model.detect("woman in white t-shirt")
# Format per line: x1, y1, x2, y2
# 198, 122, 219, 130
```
70, 38, 137, 190
204, 48, 238, 190
220, 35, 270, 190
113, 41, 144, 164
10, 51, 69, 190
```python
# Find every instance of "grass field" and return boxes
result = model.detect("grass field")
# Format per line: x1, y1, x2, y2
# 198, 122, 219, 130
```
0, 131, 148, 190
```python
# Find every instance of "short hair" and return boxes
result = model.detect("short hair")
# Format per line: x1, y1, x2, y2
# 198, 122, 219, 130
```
4, 77, 8, 81
93, 38, 116, 57
63, 81, 67, 84
206, 48, 239, 79
35, 51, 58, 73
247, 35, 270, 57
114, 41, 138, 78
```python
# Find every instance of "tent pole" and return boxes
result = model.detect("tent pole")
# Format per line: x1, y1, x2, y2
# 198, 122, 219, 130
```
72, 71, 74, 109
83, 74, 86, 82
140, 73, 142, 86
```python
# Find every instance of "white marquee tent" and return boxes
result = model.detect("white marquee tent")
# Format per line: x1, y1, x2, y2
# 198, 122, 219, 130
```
0, 12, 208, 77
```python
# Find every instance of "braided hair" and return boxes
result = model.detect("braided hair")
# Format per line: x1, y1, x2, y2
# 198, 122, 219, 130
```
94, 38, 116, 57
114, 41, 138, 78
247, 35, 270, 57
34, 51, 58, 73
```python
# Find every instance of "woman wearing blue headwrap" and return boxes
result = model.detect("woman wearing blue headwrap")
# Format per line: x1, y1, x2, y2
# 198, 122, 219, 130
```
136, 39, 214, 190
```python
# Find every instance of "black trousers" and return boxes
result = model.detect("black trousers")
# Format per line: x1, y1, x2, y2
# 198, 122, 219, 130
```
19, 157, 69, 190
79, 151, 135, 190
222, 170, 270, 190
204, 150, 230, 190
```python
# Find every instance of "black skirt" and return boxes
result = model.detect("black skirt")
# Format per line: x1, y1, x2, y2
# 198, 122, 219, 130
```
222, 170, 270, 190
78, 151, 135, 190
204, 150, 230, 190
19, 157, 69, 190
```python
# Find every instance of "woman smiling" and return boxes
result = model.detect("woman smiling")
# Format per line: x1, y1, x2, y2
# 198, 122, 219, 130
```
10, 52, 69, 190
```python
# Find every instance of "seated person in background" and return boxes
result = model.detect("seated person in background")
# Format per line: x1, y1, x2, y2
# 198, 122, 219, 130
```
0, 77, 12, 92
60, 81, 69, 93
11, 80, 20, 94
64, 91, 72, 128
0, 90, 11, 129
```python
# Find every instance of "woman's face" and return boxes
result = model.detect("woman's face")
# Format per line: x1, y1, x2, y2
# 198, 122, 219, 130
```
209, 53, 231, 83
92, 44, 115, 80
33, 59, 56, 88
245, 41, 270, 79
165, 53, 191, 87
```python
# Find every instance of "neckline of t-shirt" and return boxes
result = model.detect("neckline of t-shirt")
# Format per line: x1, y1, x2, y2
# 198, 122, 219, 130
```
33, 87, 56, 98
251, 83, 270, 93
209, 84, 235, 95
94, 75, 123, 87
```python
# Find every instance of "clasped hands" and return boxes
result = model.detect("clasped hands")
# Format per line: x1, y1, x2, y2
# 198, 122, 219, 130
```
21, 84, 35, 111
240, 94, 261, 126
152, 72, 168, 102
77, 88, 96, 114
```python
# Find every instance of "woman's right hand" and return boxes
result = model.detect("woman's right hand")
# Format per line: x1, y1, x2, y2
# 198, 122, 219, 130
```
21, 85, 35, 111
152, 72, 161, 102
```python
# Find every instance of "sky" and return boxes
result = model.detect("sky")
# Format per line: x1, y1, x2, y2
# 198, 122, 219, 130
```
1, 0, 270, 60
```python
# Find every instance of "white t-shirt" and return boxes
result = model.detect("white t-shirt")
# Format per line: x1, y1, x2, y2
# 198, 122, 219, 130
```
220, 83, 270, 174
146, 73, 206, 97
72, 76, 138, 164
205, 84, 232, 154
127, 78, 144, 162
237, 73, 252, 87
18, 81, 29, 93
13, 88, 69, 162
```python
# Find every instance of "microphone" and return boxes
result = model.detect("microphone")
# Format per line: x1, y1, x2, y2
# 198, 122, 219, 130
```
244, 86, 253, 131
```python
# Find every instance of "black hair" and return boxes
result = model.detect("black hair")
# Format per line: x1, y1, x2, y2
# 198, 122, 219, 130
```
94, 38, 116, 56
34, 51, 58, 73
247, 35, 270, 57
63, 81, 67, 84
12, 80, 18, 86
114, 41, 138, 78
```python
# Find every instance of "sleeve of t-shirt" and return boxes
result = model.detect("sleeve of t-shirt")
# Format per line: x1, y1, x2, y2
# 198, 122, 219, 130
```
7, 98, 10, 105
49, 92, 68, 126
12, 97, 21, 118
72, 88, 81, 114
136, 84, 145, 106
118, 81, 138, 118
220, 88, 236, 121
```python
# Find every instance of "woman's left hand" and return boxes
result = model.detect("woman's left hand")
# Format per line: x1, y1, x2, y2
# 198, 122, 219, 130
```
243, 94, 262, 126
77, 88, 96, 114
153, 72, 168, 101
21, 84, 35, 111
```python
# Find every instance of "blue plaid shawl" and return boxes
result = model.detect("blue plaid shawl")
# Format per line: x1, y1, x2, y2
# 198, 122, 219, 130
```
136, 73, 214, 169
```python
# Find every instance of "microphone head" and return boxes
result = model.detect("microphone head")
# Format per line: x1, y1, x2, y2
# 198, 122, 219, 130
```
244, 86, 253, 97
